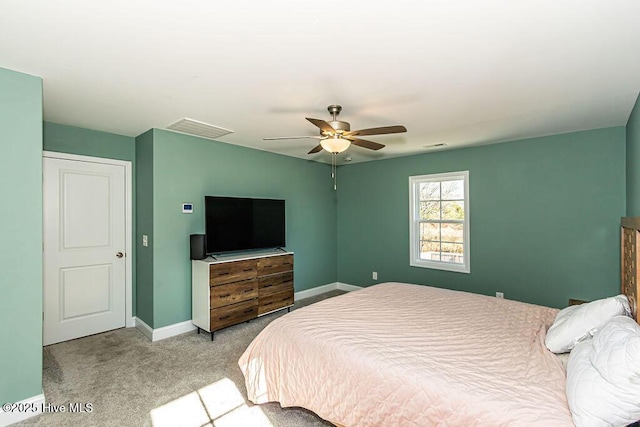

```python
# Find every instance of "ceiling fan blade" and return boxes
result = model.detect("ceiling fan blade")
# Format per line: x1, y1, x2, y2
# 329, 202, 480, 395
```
308, 144, 324, 154
306, 118, 335, 134
345, 125, 407, 137
263, 136, 323, 140
350, 137, 385, 151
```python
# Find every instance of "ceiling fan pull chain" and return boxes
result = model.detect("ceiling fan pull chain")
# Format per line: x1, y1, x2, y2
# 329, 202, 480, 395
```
332, 153, 337, 190
331, 153, 335, 179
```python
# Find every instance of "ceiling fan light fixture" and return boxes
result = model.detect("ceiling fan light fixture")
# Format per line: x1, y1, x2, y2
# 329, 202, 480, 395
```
321, 135, 351, 153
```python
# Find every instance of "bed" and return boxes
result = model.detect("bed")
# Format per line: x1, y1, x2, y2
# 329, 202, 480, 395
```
238, 218, 640, 426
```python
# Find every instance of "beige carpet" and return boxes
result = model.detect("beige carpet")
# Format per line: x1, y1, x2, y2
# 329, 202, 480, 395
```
16, 290, 346, 427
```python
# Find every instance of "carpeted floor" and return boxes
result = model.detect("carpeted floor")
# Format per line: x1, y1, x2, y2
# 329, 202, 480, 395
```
16, 290, 346, 427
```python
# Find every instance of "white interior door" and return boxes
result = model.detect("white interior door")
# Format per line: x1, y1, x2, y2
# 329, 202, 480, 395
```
44, 157, 126, 345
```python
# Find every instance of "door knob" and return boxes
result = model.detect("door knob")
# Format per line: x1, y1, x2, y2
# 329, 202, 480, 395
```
116, 252, 124, 258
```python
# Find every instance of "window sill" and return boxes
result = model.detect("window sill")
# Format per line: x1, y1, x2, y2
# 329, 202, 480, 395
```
410, 259, 470, 274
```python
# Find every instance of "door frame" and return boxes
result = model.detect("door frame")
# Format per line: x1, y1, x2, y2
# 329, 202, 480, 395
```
43, 151, 134, 329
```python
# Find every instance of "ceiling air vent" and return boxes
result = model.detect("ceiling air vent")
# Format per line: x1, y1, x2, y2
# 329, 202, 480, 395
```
167, 118, 233, 141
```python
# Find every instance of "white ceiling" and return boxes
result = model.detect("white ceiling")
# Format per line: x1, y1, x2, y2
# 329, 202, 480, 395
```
2, 1, 640, 164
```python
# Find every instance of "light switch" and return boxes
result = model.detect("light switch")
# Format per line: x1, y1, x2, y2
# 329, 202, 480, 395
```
142, 235, 148, 247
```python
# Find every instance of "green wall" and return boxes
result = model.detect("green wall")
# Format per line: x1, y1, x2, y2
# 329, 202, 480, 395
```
140, 129, 337, 328
135, 130, 154, 326
43, 121, 134, 161
337, 127, 626, 309
0, 68, 43, 404
627, 93, 640, 216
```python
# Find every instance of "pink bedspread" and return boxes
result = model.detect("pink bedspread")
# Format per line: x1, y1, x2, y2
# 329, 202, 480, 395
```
239, 283, 573, 426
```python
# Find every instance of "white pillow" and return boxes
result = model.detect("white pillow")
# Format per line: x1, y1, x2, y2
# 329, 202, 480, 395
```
545, 295, 631, 353
566, 316, 640, 427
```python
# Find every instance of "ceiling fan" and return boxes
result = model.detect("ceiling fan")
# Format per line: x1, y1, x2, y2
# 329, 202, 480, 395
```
264, 104, 407, 154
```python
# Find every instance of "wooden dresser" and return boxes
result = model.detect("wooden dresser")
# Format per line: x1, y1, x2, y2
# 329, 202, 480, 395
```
192, 251, 294, 340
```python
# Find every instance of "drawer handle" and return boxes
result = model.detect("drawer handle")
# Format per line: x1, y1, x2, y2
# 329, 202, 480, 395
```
219, 293, 231, 298
244, 288, 253, 293
243, 308, 253, 313
219, 315, 230, 320
243, 268, 253, 272
218, 272, 229, 276
264, 284, 273, 288
264, 302, 273, 306
281, 297, 290, 302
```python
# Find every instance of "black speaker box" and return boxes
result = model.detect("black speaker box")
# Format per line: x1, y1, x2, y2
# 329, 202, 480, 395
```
190, 234, 207, 260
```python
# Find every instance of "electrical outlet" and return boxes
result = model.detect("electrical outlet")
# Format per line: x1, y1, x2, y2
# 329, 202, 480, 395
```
496, 292, 504, 299
372, 271, 378, 280
142, 235, 148, 247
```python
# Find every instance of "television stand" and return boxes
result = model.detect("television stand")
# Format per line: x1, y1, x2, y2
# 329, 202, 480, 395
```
191, 251, 294, 340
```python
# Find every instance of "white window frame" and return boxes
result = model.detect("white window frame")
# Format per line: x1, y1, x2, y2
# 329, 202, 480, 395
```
409, 170, 470, 273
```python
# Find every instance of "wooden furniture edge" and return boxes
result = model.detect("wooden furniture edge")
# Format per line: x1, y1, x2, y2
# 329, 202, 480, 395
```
202, 250, 294, 264
621, 217, 640, 323
621, 217, 640, 230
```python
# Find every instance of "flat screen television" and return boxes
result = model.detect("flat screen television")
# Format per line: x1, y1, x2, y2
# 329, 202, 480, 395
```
205, 196, 286, 254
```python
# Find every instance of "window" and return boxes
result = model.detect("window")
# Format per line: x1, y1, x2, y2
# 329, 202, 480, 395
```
409, 171, 469, 273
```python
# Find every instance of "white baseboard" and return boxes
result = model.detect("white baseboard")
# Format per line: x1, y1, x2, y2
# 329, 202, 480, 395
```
294, 281, 362, 301
0, 393, 45, 426
336, 282, 363, 292
134, 317, 197, 342
133, 282, 362, 342
152, 320, 197, 341
294, 282, 339, 300
134, 317, 153, 341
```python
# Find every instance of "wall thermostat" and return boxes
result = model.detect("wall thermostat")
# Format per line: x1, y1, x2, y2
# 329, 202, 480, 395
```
182, 203, 193, 214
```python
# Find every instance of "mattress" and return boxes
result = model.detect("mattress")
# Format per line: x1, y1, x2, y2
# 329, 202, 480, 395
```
239, 282, 573, 426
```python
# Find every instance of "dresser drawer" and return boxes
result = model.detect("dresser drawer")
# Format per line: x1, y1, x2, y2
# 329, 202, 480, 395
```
258, 288, 294, 315
210, 299, 258, 331
210, 280, 258, 308
259, 272, 293, 297
257, 254, 293, 276
209, 260, 257, 286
